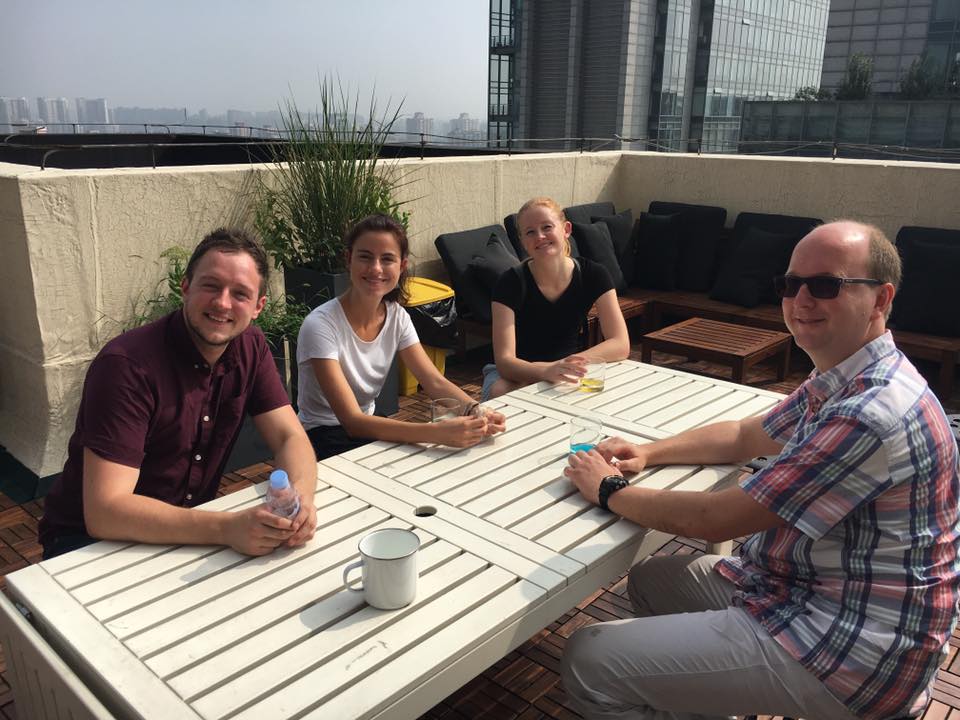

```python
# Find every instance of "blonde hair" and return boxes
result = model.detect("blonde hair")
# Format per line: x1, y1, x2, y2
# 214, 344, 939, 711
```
517, 196, 572, 257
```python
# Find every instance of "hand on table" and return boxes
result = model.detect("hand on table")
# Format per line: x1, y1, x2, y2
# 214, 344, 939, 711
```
482, 409, 507, 436
285, 498, 317, 548
596, 436, 649, 473
543, 354, 588, 385
564, 449, 621, 506
433, 415, 488, 448
224, 505, 294, 556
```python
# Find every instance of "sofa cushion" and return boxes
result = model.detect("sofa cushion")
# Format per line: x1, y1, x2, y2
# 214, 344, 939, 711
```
564, 201, 616, 226
571, 221, 625, 291
649, 202, 728, 292
591, 209, 635, 286
502, 212, 528, 259
709, 226, 796, 308
461, 235, 522, 323
467, 234, 522, 290
435, 224, 516, 323
893, 237, 960, 336
633, 212, 681, 291
732, 212, 820, 243
730, 213, 820, 303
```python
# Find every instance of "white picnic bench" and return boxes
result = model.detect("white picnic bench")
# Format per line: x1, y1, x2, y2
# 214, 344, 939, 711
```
0, 360, 784, 720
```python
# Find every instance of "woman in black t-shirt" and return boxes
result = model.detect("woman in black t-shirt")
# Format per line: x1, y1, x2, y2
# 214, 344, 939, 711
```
484, 197, 629, 399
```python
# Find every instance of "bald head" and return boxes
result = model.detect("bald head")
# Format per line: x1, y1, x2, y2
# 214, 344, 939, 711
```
795, 221, 901, 290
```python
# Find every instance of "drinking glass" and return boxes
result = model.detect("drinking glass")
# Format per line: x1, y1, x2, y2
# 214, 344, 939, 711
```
468, 402, 490, 420
431, 398, 462, 422
579, 358, 606, 393
569, 416, 602, 454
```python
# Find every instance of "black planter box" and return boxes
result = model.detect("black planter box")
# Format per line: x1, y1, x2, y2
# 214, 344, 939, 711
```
284, 266, 350, 310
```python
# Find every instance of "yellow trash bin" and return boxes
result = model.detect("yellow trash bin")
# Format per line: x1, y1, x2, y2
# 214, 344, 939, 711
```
399, 277, 455, 395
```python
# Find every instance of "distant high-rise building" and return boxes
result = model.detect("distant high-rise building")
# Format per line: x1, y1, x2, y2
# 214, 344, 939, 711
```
75, 97, 110, 132
0, 97, 31, 132
489, 1, 829, 153
450, 112, 484, 142
405, 112, 434, 138
36, 97, 73, 127
821, 0, 960, 95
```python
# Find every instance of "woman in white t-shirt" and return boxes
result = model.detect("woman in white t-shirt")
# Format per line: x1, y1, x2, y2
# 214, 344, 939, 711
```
297, 214, 506, 460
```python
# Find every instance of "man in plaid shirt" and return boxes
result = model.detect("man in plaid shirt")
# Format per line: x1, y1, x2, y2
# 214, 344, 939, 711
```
562, 221, 960, 720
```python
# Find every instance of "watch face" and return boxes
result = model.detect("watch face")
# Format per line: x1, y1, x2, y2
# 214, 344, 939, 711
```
599, 475, 627, 511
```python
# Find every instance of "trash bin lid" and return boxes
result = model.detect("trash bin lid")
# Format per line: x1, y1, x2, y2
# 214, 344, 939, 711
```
402, 277, 455, 307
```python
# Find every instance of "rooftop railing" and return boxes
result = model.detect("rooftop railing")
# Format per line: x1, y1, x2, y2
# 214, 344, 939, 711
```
4, 126, 960, 169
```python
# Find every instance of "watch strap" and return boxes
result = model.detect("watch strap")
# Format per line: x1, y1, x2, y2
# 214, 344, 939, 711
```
598, 475, 629, 512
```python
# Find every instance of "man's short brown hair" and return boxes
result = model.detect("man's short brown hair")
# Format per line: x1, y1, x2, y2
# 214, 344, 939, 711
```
185, 227, 270, 296
863, 223, 902, 291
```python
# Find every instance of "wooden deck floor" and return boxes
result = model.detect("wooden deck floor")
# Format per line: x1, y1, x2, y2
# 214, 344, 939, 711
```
0, 345, 958, 720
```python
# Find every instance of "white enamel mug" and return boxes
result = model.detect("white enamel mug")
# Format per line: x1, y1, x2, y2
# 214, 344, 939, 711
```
342, 528, 420, 610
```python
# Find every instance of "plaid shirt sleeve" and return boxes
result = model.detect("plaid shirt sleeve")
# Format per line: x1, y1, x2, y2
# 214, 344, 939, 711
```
745, 409, 890, 541
761, 383, 806, 444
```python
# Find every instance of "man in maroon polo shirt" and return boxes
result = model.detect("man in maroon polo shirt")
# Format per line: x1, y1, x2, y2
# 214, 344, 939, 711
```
39, 227, 318, 559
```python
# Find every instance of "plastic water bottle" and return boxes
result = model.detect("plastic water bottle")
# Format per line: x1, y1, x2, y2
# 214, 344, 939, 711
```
265, 469, 301, 519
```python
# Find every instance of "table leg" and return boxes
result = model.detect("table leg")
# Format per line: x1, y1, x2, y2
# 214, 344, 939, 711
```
707, 540, 733, 556
732, 359, 745, 384
777, 342, 791, 381
641, 342, 652, 364
938, 350, 956, 401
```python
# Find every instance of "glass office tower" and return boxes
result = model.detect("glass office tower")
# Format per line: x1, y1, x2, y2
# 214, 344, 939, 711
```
491, 0, 827, 152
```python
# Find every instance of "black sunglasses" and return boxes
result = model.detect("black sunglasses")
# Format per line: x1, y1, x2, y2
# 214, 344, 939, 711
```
773, 274, 884, 299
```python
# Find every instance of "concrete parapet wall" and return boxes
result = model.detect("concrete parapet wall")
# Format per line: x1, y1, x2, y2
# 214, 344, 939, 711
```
614, 152, 960, 242
1, 151, 958, 480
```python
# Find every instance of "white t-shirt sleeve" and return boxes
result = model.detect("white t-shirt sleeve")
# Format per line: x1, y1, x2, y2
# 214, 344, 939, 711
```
297, 306, 340, 362
395, 303, 420, 351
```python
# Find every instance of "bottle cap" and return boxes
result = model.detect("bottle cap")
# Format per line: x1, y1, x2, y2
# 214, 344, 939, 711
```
269, 469, 289, 489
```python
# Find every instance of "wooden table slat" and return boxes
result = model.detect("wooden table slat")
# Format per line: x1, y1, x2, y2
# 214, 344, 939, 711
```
168, 540, 478, 706
127, 507, 401, 657
204, 565, 520, 720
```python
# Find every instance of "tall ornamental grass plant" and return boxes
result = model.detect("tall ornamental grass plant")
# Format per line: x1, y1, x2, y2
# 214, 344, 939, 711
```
256, 78, 411, 274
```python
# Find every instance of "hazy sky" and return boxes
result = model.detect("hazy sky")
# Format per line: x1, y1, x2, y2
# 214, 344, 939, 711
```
2, 0, 488, 119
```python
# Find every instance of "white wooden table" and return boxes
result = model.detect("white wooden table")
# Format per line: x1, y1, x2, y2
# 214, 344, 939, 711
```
1, 360, 785, 720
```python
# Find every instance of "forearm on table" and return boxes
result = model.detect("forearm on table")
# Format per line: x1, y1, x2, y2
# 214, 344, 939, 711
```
608, 482, 784, 543
340, 412, 439, 445
640, 421, 762, 468
587, 337, 629, 362
496, 356, 549, 385
605, 485, 716, 539
85, 493, 232, 546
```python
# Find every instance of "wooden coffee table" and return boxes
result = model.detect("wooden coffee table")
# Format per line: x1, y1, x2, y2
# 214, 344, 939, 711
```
642, 317, 792, 385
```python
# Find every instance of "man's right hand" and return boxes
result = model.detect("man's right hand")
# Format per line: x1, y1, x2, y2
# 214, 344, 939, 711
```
597, 437, 649, 473
432, 416, 488, 448
543, 355, 588, 385
224, 505, 295, 556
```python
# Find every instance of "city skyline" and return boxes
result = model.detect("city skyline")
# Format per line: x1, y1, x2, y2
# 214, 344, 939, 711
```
1, 0, 488, 120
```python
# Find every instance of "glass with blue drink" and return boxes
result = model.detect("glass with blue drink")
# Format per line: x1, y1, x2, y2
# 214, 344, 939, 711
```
569, 416, 602, 454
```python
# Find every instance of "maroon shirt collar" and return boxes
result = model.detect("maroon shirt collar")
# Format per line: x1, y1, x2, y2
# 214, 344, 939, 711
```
168, 309, 240, 372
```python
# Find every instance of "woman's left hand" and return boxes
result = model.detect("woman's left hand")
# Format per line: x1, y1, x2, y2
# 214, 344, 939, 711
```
483, 410, 507, 436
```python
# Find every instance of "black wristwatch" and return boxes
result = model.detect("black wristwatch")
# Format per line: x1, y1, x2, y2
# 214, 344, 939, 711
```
598, 475, 629, 512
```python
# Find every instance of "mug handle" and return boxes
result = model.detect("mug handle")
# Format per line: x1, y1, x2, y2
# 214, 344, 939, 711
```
342, 560, 364, 592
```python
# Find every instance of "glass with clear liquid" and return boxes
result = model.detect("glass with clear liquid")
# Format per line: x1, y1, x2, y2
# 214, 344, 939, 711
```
579, 359, 606, 393
569, 416, 602, 454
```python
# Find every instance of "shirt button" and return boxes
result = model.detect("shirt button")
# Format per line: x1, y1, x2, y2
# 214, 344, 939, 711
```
194, 454, 202, 461
203, 415, 210, 422
194, 364, 199, 369
186, 493, 193, 501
